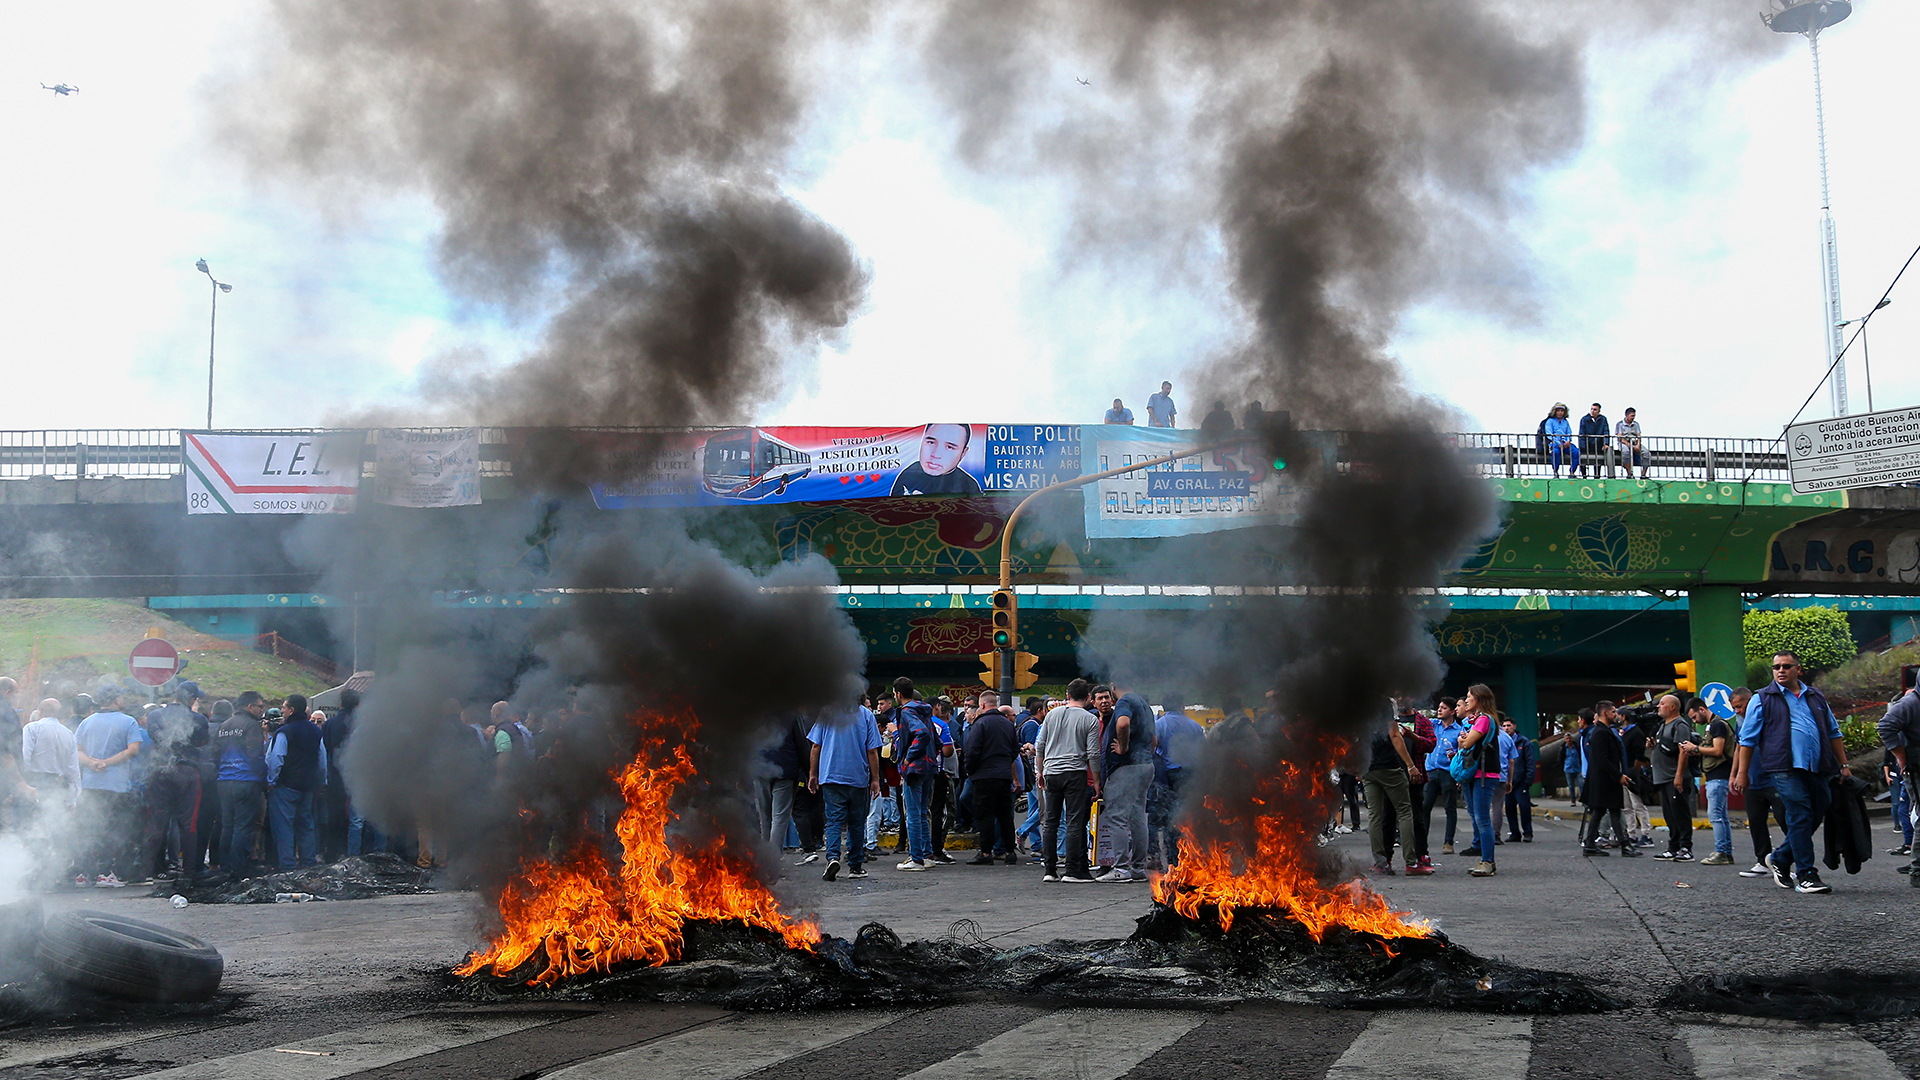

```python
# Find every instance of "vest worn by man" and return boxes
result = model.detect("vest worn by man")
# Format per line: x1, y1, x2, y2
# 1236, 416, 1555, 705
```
277, 716, 324, 792
1751, 681, 1836, 777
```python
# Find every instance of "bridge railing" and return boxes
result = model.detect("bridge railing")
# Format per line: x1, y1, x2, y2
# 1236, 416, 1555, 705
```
0, 427, 1795, 484
1451, 433, 1789, 483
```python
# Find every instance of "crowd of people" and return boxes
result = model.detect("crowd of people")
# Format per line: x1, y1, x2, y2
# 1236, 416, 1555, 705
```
0, 678, 387, 889
758, 677, 1206, 884
1350, 652, 1920, 895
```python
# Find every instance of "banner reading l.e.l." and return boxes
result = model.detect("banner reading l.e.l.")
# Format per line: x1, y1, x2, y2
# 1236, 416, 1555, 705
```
182, 431, 363, 514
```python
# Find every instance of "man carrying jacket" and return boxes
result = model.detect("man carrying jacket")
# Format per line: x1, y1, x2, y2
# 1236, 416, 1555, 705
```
1876, 667, 1920, 885
1733, 651, 1849, 894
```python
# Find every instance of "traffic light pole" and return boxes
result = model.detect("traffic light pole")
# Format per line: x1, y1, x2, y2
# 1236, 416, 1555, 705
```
993, 439, 1240, 698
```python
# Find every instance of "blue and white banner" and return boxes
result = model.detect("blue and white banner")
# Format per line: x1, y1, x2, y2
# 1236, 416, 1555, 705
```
1083, 427, 1302, 539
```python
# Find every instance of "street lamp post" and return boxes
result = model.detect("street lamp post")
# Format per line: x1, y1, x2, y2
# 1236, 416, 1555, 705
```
195, 258, 233, 429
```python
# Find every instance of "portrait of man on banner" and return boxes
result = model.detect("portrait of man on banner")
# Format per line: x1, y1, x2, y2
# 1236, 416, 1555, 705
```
891, 423, 983, 497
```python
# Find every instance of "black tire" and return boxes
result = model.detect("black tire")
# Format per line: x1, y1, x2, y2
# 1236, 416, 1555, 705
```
36, 909, 223, 1003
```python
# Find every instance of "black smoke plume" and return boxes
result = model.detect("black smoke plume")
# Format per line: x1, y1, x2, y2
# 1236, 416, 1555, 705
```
218, 0, 873, 897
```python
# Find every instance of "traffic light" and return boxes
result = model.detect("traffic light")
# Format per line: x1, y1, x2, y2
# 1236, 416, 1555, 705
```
978, 651, 1001, 689
1674, 659, 1697, 693
991, 588, 1018, 651
1012, 651, 1039, 690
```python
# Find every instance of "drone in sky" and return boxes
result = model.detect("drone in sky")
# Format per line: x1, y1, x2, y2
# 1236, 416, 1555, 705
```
41, 83, 79, 96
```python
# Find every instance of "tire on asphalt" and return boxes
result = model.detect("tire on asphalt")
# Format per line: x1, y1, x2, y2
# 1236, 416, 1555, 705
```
36, 909, 224, 1003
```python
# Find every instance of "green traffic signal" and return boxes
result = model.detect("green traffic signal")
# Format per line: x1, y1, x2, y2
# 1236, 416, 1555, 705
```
993, 630, 1011, 647
1271, 457, 1287, 471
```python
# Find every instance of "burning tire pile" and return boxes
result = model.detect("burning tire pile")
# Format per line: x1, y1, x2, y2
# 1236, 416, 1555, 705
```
454, 901, 1616, 1014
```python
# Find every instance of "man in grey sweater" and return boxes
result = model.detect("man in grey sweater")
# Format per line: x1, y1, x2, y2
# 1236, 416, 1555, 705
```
1036, 679, 1103, 883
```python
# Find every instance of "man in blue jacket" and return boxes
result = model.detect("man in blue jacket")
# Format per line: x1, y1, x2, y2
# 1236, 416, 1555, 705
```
1732, 651, 1849, 894
266, 694, 328, 870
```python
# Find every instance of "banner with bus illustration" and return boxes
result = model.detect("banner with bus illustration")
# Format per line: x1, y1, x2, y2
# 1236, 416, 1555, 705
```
505, 425, 1083, 509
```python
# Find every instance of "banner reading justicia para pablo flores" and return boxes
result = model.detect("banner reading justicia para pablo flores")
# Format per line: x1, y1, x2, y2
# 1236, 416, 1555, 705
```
182, 431, 363, 515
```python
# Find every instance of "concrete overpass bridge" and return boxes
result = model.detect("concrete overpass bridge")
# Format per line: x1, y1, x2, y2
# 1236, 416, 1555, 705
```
4, 427, 1916, 730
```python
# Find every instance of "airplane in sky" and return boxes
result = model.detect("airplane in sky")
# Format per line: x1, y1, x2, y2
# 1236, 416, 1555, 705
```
41, 83, 79, 96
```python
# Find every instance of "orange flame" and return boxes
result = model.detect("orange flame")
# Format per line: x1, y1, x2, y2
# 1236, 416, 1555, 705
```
1150, 736, 1431, 943
456, 712, 818, 986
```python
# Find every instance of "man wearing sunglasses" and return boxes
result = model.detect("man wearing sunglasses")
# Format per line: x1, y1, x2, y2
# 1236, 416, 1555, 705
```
1732, 651, 1851, 894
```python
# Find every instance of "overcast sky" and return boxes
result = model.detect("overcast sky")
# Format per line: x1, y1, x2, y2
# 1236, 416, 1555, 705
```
6, 3, 1916, 439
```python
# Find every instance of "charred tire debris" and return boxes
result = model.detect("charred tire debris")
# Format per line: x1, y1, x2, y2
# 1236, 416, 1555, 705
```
153, 852, 437, 905
455, 905, 1623, 1015
1663, 971, 1920, 1024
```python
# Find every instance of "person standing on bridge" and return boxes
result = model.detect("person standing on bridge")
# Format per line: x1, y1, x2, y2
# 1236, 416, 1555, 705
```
1104, 398, 1134, 425
1146, 381, 1178, 428
1733, 651, 1848, 894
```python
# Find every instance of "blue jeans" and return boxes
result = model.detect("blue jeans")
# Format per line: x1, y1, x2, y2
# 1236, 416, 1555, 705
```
1019, 781, 1044, 847
819, 783, 871, 868
1766, 769, 1831, 877
865, 787, 900, 850
1550, 442, 1579, 472
1893, 775, 1914, 845
346, 808, 381, 856
902, 773, 936, 862
1704, 778, 1733, 855
1467, 776, 1499, 864
268, 785, 318, 869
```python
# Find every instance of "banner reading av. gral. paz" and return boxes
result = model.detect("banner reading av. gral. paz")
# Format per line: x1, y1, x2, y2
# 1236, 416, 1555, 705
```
373, 428, 482, 508
1083, 426, 1302, 539
182, 431, 363, 515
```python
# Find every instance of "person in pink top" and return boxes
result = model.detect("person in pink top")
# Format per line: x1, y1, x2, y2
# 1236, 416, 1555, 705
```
1452, 684, 1506, 878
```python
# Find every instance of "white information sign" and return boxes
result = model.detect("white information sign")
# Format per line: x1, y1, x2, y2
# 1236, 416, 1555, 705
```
1084, 428, 1304, 539
182, 431, 363, 514
374, 428, 482, 508
1786, 405, 1920, 494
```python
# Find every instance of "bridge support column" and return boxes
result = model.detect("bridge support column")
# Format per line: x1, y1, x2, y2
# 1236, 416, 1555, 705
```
1687, 585, 1746, 691
1502, 657, 1539, 739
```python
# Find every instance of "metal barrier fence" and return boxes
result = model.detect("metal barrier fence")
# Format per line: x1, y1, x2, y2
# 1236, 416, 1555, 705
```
0, 428, 1795, 484
1452, 432, 1790, 483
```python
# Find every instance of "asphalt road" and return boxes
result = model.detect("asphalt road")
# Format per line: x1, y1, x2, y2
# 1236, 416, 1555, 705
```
5, 801, 1918, 1079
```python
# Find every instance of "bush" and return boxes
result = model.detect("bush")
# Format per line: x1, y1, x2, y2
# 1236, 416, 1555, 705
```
1744, 606, 1856, 675
1820, 640, 1920, 704
1840, 716, 1881, 755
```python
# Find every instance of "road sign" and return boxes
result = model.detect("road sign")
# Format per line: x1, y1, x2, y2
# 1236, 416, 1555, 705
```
1786, 404, 1920, 493
1699, 682, 1736, 720
128, 638, 181, 687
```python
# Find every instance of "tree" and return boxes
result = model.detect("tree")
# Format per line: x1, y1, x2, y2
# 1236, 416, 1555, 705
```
1743, 606, 1856, 676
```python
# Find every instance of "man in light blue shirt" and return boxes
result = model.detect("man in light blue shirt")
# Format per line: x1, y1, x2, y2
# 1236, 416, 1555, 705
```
73, 688, 145, 886
1419, 698, 1465, 855
808, 702, 883, 881
1733, 650, 1848, 893
1104, 399, 1135, 425
1146, 382, 1177, 427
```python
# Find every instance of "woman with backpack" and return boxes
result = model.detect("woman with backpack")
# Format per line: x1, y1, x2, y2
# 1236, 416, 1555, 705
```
1452, 684, 1505, 878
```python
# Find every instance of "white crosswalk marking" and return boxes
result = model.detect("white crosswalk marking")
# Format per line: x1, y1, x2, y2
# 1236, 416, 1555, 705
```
1681, 1023, 1905, 1080
133, 1012, 564, 1080
1326, 1010, 1532, 1080
897, 1008, 1207, 1080
542, 1010, 905, 1080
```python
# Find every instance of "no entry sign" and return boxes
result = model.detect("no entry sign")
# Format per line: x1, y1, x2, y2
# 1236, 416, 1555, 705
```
128, 638, 181, 687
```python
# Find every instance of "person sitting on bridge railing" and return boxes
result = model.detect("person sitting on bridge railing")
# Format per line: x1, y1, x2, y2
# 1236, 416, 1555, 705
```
1615, 408, 1648, 479
1540, 403, 1578, 477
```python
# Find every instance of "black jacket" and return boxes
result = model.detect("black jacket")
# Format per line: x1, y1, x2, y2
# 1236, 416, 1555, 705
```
1823, 775, 1874, 875
1581, 724, 1626, 811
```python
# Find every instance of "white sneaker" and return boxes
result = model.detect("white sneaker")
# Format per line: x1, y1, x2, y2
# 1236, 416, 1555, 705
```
799, 853, 820, 865
95, 874, 125, 889
1738, 862, 1770, 878
897, 859, 929, 872
1093, 868, 1133, 883
1041, 873, 1061, 882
